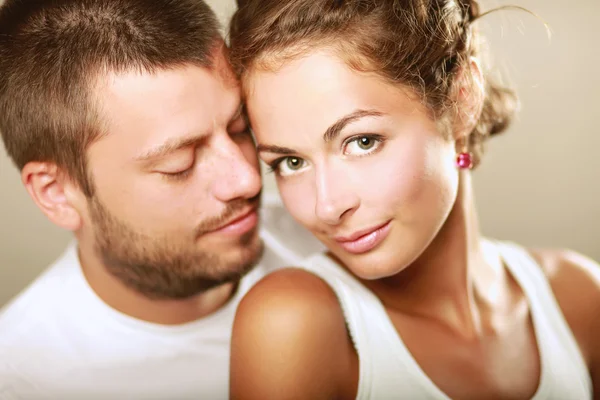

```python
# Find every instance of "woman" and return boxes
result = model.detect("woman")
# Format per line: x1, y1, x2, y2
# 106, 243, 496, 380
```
228, 0, 599, 398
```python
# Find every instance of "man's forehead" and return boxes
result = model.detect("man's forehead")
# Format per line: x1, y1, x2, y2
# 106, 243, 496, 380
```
88, 59, 243, 153
93, 60, 238, 114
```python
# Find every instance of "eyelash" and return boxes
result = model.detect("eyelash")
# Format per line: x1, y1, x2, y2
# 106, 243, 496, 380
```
267, 134, 385, 175
161, 166, 194, 181
158, 131, 251, 182
343, 134, 385, 156
266, 160, 284, 174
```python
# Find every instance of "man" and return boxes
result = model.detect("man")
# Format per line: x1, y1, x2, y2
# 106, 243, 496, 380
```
0, 0, 321, 398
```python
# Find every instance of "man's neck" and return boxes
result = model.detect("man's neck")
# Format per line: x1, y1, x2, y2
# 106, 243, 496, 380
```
76, 242, 236, 325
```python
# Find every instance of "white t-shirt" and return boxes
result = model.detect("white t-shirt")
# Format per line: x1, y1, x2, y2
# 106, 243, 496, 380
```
0, 197, 323, 400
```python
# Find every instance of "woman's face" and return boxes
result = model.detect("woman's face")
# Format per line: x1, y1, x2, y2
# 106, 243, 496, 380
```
247, 50, 460, 279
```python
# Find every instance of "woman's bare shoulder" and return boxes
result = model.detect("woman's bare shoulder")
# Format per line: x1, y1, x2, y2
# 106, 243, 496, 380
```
528, 248, 599, 366
230, 267, 357, 399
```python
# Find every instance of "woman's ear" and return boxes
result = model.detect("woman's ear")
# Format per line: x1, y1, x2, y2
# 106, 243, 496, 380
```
21, 162, 85, 231
453, 56, 485, 140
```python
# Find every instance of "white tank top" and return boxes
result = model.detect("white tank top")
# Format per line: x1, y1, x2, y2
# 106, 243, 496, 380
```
297, 239, 592, 399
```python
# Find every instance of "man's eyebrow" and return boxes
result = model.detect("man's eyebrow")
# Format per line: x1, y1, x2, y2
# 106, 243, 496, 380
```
323, 109, 384, 143
135, 133, 208, 162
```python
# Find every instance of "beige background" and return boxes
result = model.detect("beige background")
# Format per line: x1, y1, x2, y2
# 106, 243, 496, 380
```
1, 0, 598, 306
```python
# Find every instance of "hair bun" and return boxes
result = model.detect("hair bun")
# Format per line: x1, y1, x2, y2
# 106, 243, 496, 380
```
465, 0, 481, 21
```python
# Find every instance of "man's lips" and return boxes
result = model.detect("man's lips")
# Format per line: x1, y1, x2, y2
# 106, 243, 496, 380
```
208, 207, 259, 236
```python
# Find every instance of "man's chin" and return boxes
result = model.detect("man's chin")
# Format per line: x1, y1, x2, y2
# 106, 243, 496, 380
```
225, 235, 264, 276
203, 235, 264, 278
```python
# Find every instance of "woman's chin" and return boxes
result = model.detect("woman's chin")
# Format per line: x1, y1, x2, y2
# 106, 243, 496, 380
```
331, 248, 410, 281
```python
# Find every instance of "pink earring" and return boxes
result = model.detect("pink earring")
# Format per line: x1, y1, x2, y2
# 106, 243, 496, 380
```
456, 138, 473, 169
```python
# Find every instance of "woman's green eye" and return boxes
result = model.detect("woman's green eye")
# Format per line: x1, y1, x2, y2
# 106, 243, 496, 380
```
357, 136, 375, 150
286, 157, 303, 170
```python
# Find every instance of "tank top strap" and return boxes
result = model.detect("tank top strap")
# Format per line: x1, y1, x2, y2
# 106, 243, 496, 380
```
298, 252, 379, 399
488, 240, 592, 397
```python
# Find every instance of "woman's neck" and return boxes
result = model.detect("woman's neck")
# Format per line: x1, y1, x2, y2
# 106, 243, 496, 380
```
365, 172, 509, 338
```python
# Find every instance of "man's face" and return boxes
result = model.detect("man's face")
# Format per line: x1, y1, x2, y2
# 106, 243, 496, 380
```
82, 51, 263, 299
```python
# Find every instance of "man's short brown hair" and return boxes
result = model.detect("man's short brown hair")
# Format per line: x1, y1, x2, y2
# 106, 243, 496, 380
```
0, 0, 221, 196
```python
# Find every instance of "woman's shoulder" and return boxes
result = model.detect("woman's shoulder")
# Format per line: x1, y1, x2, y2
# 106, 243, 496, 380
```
235, 267, 346, 332
527, 247, 600, 366
527, 247, 599, 308
528, 247, 599, 285
492, 239, 599, 307
230, 267, 358, 399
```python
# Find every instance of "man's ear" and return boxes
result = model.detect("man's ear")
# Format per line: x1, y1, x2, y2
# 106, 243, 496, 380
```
21, 162, 86, 231
452, 56, 485, 141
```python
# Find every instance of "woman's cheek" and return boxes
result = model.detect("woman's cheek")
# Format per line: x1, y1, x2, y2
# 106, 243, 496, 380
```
278, 177, 319, 230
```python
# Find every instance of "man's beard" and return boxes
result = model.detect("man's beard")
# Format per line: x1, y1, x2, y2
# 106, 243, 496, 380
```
88, 195, 264, 300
